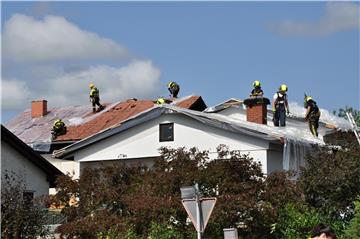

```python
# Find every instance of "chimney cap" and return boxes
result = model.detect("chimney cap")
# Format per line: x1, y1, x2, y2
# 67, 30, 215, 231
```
243, 97, 270, 107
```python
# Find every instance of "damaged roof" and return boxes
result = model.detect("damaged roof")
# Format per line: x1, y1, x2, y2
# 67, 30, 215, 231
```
6, 96, 207, 149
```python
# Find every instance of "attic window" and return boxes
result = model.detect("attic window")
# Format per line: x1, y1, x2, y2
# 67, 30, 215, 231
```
159, 123, 174, 142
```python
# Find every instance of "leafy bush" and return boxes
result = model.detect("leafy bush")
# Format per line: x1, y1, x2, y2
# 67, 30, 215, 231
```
299, 143, 360, 220
1, 171, 49, 238
54, 144, 360, 238
344, 196, 360, 238
147, 221, 185, 239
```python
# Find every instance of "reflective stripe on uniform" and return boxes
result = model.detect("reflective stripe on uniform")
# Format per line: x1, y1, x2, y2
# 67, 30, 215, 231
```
90, 87, 99, 97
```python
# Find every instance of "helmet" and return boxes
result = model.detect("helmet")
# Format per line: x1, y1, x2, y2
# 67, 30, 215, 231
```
305, 96, 312, 102
279, 84, 288, 92
156, 98, 165, 105
168, 82, 175, 88
304, 94, 313, 108
89, 83, 94, 89
54, 119, 62, 125
253, 80, 261, 88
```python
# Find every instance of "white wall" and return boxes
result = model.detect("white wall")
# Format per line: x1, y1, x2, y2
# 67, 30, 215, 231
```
217, 106, 247, 121
1, 141, 50, 197
73, 114, 274, 175
46, 157, 77, 177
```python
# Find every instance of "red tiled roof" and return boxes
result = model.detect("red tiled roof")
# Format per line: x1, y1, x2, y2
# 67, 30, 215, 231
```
55, 96, 206, 141
56, 99, 154, 141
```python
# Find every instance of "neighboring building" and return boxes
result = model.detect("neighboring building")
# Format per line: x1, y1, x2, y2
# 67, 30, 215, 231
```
1, 125, 63, 197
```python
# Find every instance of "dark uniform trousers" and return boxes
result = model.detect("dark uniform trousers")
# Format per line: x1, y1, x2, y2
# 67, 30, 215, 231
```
91, 97, 101, 108
273, 104, 286, 127
308, 112, 320, 136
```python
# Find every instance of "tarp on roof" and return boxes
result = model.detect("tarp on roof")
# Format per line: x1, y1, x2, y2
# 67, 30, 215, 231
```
205, 98, 352, 130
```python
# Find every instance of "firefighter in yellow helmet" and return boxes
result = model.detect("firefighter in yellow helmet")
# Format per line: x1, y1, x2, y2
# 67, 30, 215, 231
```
304, 94, 321, 137
156, 98, 166, 105
250, 80, 264, 97
168, 82, 180, 98
51, 119, 67, 140
89, 83, 104, 113
272, 84, 290, 127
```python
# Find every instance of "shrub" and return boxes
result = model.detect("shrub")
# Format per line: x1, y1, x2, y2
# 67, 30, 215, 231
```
1, 171, 49, 238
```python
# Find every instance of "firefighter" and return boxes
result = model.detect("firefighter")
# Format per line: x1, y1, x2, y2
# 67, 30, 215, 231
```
156, 98, 166, 105
304, 95, 321, 137
272, 84, 290, 127
250, 80, 264, 97
89, 83, 104, 113
168, 82, 180, 98
51, 119, 66, 139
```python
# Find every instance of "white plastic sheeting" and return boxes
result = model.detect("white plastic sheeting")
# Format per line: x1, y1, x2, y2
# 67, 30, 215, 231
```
283, 138, 311, 172
289, 102, 352, 130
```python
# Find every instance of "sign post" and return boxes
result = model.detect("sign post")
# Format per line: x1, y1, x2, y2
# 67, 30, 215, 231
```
180, 184, 217, 238
195, 183, 201, 239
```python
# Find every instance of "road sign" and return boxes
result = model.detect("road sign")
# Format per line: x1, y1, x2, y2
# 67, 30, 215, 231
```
182, 197, 216, 233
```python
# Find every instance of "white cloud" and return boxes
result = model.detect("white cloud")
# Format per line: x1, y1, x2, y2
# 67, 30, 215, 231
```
2, 14, 130, 62
1, 79, 31, 110
43, 60, 162, 107
270, 2, 360, 36
1, 14, 162, 112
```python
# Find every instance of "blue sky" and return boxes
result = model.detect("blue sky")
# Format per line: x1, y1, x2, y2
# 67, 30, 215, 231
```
1, 1, 359, 123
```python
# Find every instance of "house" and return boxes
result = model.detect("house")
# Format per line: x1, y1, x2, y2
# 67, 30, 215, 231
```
7, 95, 350, 179
52, 96, 348, 179
1, 125, 63, 197
6, 96, 207, 175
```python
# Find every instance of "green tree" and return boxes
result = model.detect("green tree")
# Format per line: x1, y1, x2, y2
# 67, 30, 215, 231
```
299, 143, 360, 220
333, 106, 360, 126
344, 196, 360, 239
1, 171, 49, 238
54, 146, 301, 239
271, 202, 346, 239
147, 221, 185, 239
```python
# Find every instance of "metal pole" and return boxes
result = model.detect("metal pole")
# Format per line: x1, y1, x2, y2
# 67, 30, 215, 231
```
346, 112, 360, 145
195, 183, 202, 239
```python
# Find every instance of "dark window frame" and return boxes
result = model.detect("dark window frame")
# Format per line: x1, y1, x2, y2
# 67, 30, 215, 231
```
159, 123, 174, 142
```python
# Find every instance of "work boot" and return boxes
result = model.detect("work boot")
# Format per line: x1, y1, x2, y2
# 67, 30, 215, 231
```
93, 108, 96, 113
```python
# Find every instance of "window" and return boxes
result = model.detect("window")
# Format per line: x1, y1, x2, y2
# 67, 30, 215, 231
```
159, 123, 174, 142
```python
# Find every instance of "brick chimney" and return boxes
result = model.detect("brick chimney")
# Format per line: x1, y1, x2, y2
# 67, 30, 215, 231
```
243, 97, 270, 124
31, 100, 48, 118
